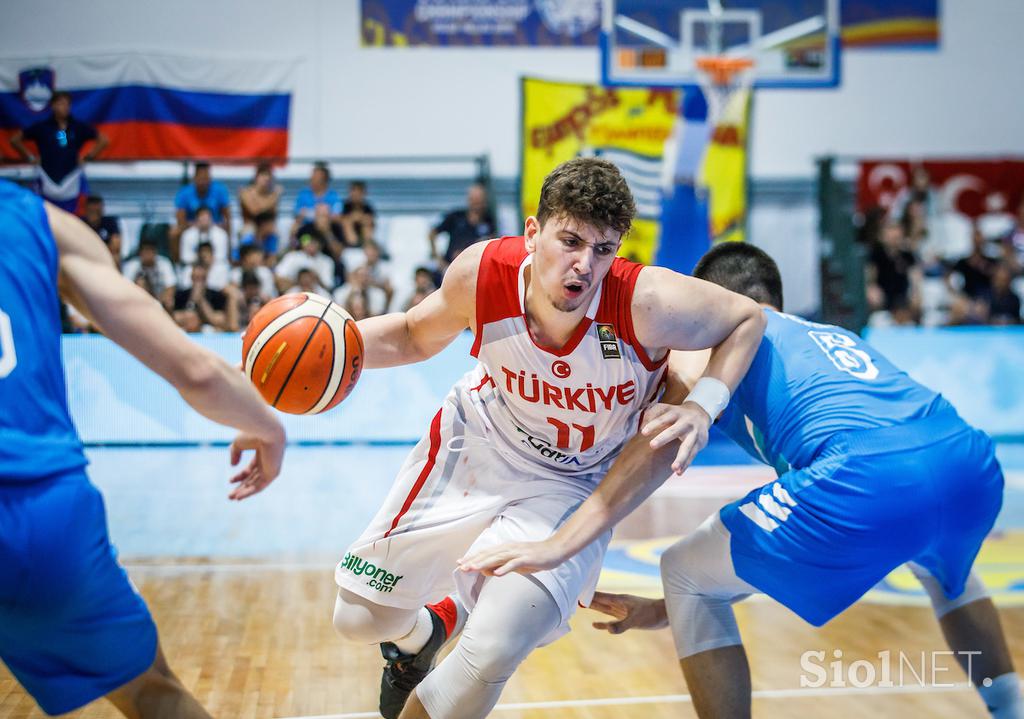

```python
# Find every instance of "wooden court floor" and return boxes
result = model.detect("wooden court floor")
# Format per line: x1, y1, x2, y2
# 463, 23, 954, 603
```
2, 560, 1020, 719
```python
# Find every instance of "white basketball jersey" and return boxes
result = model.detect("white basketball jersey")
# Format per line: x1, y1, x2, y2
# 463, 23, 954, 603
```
460, 236, 667, 480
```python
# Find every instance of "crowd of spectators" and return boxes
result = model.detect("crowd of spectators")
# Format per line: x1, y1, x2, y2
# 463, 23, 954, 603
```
861, 167, 1024, 327
48, 155, 493, 334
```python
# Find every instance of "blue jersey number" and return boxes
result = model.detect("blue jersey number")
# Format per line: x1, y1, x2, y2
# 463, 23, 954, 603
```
0, 307, 16, 378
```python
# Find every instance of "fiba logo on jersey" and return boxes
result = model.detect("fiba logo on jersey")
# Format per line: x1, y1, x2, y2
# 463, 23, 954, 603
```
551, 360, 571, 379
597, 323, 621, 360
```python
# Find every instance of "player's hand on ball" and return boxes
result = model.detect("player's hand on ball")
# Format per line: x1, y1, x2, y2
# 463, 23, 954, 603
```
227, 426, 286, 500
640, 401, 711, 475
589, 592, 669, 634
457, 540, 567, 576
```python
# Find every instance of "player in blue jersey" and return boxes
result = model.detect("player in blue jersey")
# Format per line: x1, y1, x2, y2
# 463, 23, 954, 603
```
0, 179, 287, 717
462, 243, 1021, 718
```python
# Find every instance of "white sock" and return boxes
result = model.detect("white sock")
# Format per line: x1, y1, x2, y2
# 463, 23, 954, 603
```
392, 607, 434, 655
979, 673, 1024, 719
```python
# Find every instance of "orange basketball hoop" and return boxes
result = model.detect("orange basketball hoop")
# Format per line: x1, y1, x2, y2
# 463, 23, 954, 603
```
695, 56, 756, 87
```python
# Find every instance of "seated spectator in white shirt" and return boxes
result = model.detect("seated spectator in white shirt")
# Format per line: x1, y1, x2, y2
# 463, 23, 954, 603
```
361, 240, 394, 311
332, 264, 387, 317
286, 268, 331, 299
275, 229, 336, 294
179, 241, 230, 291
343, 289, 370, 321
180, 206, 231, 266
230, 245, 278, 298
122, 238, 177, 310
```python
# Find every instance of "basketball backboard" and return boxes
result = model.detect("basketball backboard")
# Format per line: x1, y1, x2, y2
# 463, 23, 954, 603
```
601, 0, 840, 89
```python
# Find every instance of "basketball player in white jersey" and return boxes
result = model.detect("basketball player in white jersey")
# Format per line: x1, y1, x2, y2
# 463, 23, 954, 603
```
331, 158, 766, 719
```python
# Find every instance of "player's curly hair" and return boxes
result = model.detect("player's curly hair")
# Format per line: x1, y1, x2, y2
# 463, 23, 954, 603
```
536, 157, 636, 235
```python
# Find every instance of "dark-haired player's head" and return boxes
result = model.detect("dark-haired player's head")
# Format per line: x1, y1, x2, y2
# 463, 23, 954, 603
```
526, 157, 636, 313
693, 242, 784, 311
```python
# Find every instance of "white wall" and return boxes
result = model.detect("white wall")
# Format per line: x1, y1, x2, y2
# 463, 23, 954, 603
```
3, 0, 1021, 178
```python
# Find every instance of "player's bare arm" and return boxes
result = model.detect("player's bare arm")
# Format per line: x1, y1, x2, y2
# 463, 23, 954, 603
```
632, 267, 765, 471
357, 239, 484, 368
45, 202, 285, 500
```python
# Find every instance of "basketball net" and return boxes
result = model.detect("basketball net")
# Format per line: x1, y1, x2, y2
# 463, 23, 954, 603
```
695, 56, 756, 127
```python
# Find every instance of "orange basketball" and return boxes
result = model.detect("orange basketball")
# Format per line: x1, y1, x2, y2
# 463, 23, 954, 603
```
242, 292, 364, 415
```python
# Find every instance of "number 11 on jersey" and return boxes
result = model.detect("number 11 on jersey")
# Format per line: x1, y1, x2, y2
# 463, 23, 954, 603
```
546, 417, 595, 452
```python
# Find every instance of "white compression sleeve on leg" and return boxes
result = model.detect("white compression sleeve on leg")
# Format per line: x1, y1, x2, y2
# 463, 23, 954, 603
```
416, 573, 561, 719
908, 562, 989, 618
660, 513, 757, 659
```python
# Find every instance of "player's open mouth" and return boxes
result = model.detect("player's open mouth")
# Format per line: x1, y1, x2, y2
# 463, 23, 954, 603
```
563, 282, 586, 299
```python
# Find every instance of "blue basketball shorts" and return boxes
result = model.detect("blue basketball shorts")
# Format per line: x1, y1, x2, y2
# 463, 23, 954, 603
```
0, 471, 157, 715
720, 409, 1004, 627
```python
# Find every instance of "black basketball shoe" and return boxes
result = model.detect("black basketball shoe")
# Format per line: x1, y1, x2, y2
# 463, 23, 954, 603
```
378, 607, 448, 719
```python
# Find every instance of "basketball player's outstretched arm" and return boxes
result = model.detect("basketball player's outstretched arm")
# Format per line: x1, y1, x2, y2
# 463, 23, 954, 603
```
355, 241, 484, 368
45, 203, 286, 500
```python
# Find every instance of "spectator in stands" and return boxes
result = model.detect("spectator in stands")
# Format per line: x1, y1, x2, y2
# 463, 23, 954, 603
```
296, 203, 346, 283
122, 238, 176, 310
286, 268, 331, 299
82, 194, 121, 265
865, 220, 921, 325
172, 263, 235, 333
1003, 196, 1024, 274
344, 291, 370, 322
294, 161, 341, 225
233, 270, 272, 328
230, 245, 277, 299
332, 264, 387, 318
361, 241, 394, 311
428, 182, 495, 269
10, 91, 108, 214
172, 162, 231, 260
987, 263, 1022, 325
237, 211, 281, 265
405, 265, 438, 310
180, 206, 230, 267
949, 227, 997, 300
340, 180, 376, 248
238, 162, 282, 235
275, 229, 335, 294
179, 241, 230, 291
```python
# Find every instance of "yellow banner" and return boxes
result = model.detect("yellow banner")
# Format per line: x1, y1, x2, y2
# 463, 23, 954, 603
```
520, 77, 679, 265
700, 87, 752, 244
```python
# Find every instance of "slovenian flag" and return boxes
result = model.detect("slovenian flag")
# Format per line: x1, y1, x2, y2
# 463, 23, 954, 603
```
0, 53, 296, 160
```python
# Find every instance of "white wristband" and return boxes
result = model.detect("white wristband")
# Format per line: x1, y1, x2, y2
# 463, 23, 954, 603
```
684, 377, 731, 420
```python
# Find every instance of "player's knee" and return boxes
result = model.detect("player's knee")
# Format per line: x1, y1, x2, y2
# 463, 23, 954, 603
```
460, 631, 532, 684
332, 591, 413, 644
660, 534, 700, 596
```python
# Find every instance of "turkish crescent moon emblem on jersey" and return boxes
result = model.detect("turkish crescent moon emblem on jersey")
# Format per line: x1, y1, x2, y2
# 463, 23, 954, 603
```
552, 360, 571, 379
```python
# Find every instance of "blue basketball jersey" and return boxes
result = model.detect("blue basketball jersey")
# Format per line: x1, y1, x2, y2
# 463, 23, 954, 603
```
717, 309, 952, 472
0, 180, 86, 481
